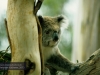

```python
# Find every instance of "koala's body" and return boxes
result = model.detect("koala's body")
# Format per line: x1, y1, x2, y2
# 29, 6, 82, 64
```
38, 15, 78, 75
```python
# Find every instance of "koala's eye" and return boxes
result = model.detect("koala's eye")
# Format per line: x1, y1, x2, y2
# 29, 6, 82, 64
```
46, 30, 50, 34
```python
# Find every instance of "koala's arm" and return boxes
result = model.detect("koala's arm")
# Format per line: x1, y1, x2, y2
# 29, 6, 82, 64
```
44, 67, 51, 75
46, 48, 78, 73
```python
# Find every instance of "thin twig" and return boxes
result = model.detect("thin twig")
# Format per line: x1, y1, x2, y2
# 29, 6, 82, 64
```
0, 45, 10, 60
34, 1, 44, 75
34, 0, 44, 15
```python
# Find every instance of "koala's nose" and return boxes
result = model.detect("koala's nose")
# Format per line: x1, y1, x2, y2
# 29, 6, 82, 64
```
53, 33, 59, 41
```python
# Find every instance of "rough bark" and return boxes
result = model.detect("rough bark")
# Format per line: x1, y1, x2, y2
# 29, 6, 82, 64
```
7, 0, 41, 75
70, 49, 100, 75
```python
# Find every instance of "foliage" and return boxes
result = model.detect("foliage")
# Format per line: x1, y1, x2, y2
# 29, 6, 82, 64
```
0, 51, 11, 62
0, 48, 11, 75
0, 46, 11, 62
38, 0, 68, 16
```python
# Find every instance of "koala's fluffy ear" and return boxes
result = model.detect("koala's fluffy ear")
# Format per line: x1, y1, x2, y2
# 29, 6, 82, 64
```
56, 15, 69, 29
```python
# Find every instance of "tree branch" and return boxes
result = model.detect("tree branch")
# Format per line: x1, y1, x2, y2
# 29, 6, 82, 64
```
34, 0, 44, 15
7, 0, 41, 74
70, 49, 100, 75
34, 1, 44, 74
35, 16, 44, 75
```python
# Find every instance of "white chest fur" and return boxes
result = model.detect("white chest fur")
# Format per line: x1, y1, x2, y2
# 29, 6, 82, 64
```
42, 46, 58, 63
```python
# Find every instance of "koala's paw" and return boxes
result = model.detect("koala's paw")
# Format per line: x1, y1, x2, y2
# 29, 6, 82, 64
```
71, 64, 80, 73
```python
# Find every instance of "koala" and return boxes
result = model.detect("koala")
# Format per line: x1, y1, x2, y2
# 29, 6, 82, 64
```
38, 15, 78, 75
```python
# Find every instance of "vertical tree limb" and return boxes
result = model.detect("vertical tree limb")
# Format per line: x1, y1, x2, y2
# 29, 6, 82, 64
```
7, 0, 41, 75
34, 0, 44, 74
36, 16, 44, 75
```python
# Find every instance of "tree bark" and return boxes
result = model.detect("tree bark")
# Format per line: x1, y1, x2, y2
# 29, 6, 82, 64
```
70, 49, 100, 75
72, 0, 100, 62
7, 0, 41, 75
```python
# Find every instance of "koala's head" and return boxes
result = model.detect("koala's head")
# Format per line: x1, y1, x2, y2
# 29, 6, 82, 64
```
38, 15, 68, 47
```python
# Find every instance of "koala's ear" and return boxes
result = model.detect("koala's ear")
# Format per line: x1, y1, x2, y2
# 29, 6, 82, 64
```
38, 15, 44, 23
57, 15, 64, 22
56, 15, 69, 29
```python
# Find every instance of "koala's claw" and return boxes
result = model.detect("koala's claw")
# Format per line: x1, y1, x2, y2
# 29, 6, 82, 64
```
71, 64, 80, 73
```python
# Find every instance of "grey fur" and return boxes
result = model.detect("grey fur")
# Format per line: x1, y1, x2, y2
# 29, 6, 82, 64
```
38, 15, 78, 75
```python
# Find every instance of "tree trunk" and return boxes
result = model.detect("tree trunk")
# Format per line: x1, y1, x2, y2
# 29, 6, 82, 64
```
7, 0, 41, 75
70, 49, 100, 75
72, 0, 100, 62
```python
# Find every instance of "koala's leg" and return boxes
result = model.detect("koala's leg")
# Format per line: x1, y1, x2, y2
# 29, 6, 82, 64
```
46, 53, 78, 73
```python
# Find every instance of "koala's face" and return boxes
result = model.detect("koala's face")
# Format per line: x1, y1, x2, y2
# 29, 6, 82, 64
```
38, 15, 67, 47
